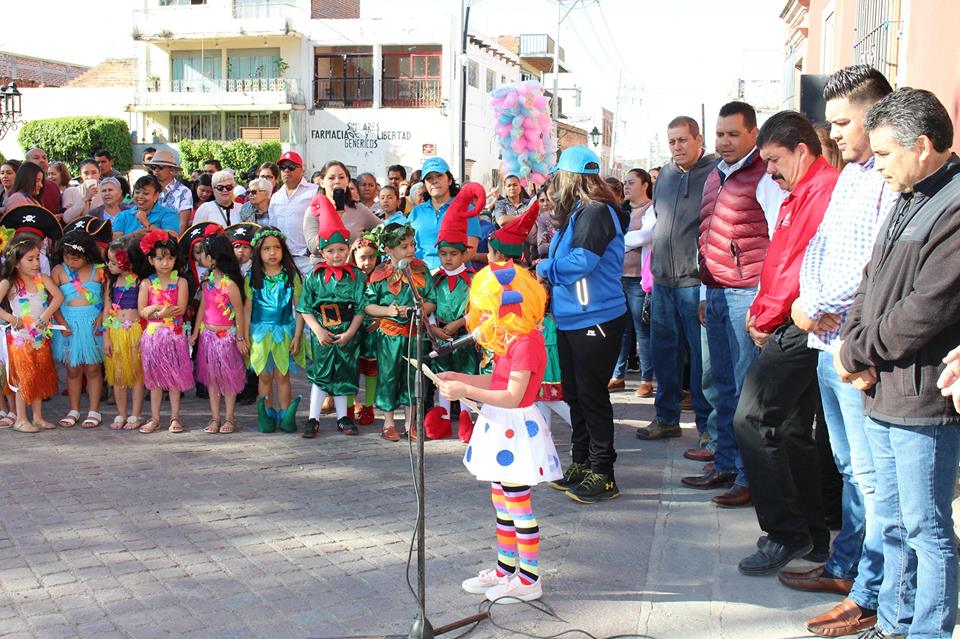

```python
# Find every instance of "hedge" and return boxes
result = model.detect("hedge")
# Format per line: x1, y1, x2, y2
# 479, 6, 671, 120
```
17, 117, 132, 175
178, 139, 283, 175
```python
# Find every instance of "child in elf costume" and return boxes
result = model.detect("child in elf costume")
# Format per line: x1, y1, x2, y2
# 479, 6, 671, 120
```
299, 196, 367, 438
363, 222, 436, 442
350, 233, 382, 427
437, 261, 563, 604
424, 183, 486, 442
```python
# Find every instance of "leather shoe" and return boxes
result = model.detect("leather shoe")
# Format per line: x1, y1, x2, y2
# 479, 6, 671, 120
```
635, 381, 654, 398
607, 378, 626, 392
681, 468, 736, 489
778, 564, 853, 595
636, 418, 681, 440
680, 390, 693, 412
805, 598, 877, 637
712, 484, 751, 508
683, 447, 715, 462
738, 538, 813, 576
757, 535, 829, 562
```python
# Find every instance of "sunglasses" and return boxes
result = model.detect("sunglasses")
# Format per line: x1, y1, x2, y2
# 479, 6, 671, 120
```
278, 163, 298, 171
146, 164, 171, 171
214, 184, 235, 192
247, 189, 261, 196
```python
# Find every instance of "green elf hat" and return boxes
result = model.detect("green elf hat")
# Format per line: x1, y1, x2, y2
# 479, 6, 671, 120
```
489, 199, 540, 258
436, 182, 486, 252
310, 194, 349, 248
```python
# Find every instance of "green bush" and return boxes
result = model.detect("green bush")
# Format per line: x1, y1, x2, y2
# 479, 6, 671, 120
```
177, 139, 283, 176
17, 117, 132, 175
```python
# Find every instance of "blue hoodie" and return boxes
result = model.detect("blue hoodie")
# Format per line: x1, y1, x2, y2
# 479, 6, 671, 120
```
536, 200, 627, 330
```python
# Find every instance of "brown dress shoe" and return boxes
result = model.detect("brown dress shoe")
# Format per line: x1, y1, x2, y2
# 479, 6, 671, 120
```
683, 447, 715, 462
681, 468, 736, 489
607, 378, 626, 392
680, 389, 693, 412
805, 598, 877, 637
712, 485, 751, 508
635, 381, 654, 398
380, 425, 401, 442
778, 564, 853, 595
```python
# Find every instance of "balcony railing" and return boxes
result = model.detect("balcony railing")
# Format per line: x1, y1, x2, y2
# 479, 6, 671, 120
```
382, 78, 441, 108
313, 77, 373, 108
141, 77, 295, 93
518, 34, 565, 63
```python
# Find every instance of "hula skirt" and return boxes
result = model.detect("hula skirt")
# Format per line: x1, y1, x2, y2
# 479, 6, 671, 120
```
196, 327, 247, 395
141, 324, 193, 392
463, 404, 563, 486
7, 339, 58, 403
52, 305, 103, 366
105, 322, 144, 388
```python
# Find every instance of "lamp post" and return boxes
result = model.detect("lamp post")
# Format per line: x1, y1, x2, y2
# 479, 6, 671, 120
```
589, 126, 601, 147
0, 82, 23, 140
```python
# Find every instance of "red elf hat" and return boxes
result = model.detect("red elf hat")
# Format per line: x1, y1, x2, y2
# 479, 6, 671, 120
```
436, 182, 486, 251
310, 194, 349, 248
489, 199, 540, 258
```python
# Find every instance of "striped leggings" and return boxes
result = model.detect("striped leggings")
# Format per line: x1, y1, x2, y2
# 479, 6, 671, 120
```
491, 482, 540, 585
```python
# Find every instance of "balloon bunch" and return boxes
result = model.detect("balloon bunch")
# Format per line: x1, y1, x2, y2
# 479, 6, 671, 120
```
490, 81, 556, 187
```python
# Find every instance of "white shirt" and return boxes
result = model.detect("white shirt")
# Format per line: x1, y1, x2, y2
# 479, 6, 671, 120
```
269, 179, 316, 260
193, 200, 237, 227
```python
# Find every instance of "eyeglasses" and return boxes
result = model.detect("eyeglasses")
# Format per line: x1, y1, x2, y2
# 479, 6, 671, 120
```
247, 189, 261, 196
146, 164, 170, 171
214, 184, 235, 192
278, 163, 298, 171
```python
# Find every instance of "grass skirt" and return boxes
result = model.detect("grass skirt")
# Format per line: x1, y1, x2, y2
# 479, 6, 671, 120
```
463, 404, 563, 486
8, 339, 58, 403
196, 328, 246, 395
105, 322, 143, 388
52, 305, 103, 366
141, 325, 193, 392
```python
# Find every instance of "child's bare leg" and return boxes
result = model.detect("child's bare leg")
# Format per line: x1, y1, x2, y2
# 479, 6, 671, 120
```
132, 384, 145, 418
276, 370, 292, 410
85, 364, 102, 413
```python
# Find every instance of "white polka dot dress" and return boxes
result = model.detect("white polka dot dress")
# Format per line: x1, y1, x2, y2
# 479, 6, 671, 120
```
463, 404, 564, 486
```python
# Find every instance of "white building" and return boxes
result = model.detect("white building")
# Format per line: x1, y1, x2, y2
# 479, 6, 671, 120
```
128, 0, 542, 186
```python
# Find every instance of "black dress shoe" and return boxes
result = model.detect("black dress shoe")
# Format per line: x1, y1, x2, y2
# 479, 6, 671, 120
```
738, 538, 814, 576
302, 418, 320, 439
681, 468, 736, 489
756, 535, 830, 562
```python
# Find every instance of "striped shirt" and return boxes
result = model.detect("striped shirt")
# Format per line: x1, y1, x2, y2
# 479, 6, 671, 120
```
797, 157, 898, 352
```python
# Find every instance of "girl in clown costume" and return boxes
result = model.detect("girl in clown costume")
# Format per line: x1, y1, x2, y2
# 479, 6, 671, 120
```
437, 262, 562, 605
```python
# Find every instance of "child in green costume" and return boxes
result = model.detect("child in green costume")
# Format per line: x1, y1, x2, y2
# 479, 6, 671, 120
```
299, 195, 367, 438
350, 233, 382, 427
364, 223, 436, 441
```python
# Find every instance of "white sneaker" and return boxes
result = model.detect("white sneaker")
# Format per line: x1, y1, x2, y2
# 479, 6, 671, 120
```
485, 575, 542, 603
462, 568, 509, 594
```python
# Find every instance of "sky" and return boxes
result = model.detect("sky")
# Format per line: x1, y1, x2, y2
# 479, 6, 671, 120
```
1, 0, 786, 162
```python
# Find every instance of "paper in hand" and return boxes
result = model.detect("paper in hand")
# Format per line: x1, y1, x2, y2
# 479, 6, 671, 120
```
405, 357, 483, 414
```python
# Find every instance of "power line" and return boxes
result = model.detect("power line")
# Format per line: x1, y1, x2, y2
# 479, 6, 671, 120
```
593, 1, 641, 85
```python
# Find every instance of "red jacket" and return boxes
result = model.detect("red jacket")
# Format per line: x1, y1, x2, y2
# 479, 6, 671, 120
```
699, 151, 769, 288
750, 156, 839, 333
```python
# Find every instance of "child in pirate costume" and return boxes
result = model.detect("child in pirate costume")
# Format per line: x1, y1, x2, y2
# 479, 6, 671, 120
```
298, 195, 367, 438
424, 183, 485, 442
225, 222, 261, 404
363, 222, 436, 442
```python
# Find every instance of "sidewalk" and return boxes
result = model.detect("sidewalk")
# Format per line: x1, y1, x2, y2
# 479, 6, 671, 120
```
0, 376, 944, 638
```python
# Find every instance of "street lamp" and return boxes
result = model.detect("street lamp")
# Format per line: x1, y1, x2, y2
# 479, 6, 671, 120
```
589, 126, 601, 147
0, 82, 23, 140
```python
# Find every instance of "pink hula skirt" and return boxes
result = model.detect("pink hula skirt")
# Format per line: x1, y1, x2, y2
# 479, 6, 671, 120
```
141, 324, 194, 392
196, 327, 246, 396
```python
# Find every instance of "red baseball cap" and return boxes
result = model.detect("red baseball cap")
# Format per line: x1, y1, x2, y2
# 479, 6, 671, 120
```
278, 151, 303, 167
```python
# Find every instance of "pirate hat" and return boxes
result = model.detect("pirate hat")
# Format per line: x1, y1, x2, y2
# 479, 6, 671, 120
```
65, 216, 112, 247
437, 182, 485, 251
224, 222, 261, 247
178, 221, 223, 255
0, 205, 63, 241
309, 194, 349, 249
489, 200, 540, 258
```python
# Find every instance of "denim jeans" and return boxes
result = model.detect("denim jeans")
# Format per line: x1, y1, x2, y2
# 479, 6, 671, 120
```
651, 284, 709, 428
864, 417, 960, 638
817, 352, 881, 609
700, 329, 719, 451
612, 277, 653, 381
704, 287, 757, 485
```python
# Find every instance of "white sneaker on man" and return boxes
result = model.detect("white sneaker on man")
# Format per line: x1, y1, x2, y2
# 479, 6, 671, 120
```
461, 568, 509, 594
484, 575, 542, 603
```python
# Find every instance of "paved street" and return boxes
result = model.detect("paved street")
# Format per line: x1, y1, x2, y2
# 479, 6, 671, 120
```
0, 374, 943, 639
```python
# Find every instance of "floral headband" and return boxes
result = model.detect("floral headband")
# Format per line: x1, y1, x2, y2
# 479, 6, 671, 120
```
251, 228, 287, 246
352, 228, 382, 255
380, 223, 414, 249
140, 228, 173, 254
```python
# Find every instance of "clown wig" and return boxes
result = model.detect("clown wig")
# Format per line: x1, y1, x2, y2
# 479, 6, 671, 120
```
466, 261, 546, 356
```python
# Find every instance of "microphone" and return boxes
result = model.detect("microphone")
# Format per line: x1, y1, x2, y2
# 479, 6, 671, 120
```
429, 328, 480, 359
395, 258, 411, 270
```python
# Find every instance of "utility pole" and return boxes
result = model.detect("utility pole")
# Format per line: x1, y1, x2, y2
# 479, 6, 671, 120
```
459, 0, 471, 181
550, 0, 580, 126
610, 69, 622, 176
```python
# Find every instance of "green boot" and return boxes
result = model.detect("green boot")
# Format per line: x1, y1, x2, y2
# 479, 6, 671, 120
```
258, 396, 277, 433
279, 395, 301, 433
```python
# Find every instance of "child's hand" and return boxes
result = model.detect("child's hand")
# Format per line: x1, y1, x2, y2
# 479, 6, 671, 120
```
102, 336, 112, 357
238, 339, 250, 357
430, 325, 451, 341
386, 302, 399, 317
332, 331, 354, 346
290, 337, 301, 356
437, 372, 459, 382
189, 333, 198, 347
313, 326, 333, 346
439, 380, 468, 402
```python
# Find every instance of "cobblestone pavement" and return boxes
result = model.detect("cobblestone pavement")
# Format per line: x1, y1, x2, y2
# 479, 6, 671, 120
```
1, 374, 951, 639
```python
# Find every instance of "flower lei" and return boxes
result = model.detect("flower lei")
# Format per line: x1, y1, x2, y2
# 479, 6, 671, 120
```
145, 270, 181, 335
14, 275, 50, 348
207, 272, 236, 322
104, 274, 138, 330
67, 265, 104, 311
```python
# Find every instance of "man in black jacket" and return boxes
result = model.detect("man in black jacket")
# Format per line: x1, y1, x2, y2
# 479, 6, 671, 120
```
836, 88, 960, 639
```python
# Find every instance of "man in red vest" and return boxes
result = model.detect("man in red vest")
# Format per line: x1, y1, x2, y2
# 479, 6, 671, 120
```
681, 102, 784, 506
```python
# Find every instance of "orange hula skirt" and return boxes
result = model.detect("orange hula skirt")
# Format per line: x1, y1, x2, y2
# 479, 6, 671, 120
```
8, 338, 58, 403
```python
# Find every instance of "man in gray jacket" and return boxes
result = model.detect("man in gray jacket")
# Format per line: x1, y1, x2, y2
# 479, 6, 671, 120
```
637, 116, 717, 440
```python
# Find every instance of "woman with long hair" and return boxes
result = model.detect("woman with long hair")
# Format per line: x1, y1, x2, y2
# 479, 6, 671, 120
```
535, 146, 628, 505
302, 160, 379, 266
4, 162, 47, 213
47, 161, 72, 194
0, 159, 22, 215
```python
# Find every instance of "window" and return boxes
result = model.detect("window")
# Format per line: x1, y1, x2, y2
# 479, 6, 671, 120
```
171, 50, 222, 92
467, 60, 479, 88
233, 0, 283, 18
485, 68, 497, 92
159, 0, 206, 5
383, 46, 442, 108
169, 112, 220, 141
228, 48, 282, 91
226, 112, 280, 139
315, 47, 374, 107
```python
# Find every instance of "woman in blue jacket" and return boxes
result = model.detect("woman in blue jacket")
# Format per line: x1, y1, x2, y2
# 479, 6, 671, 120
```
536, 146, 628, 504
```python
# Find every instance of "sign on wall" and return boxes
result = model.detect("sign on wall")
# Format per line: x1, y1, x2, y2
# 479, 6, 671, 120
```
310, 121, 413, 149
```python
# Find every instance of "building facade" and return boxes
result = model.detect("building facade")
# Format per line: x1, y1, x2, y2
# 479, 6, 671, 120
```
0, 51, 90, 88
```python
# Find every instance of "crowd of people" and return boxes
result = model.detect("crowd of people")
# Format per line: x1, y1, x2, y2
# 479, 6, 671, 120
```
1, 63, 959, 633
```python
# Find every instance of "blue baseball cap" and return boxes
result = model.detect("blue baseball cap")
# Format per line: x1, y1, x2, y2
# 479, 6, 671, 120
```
550, 145, 601, 175
420, 157, 450, 179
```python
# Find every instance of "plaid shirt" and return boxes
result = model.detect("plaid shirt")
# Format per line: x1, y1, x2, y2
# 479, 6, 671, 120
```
797, 158, 898, 352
